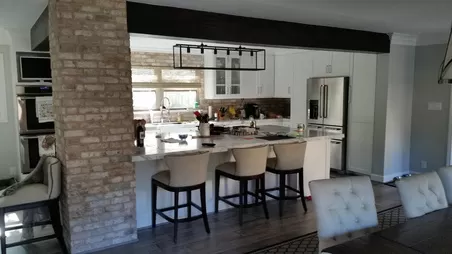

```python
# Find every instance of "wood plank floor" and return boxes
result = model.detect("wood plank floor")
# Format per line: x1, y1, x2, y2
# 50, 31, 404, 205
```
5, 183, 400, 254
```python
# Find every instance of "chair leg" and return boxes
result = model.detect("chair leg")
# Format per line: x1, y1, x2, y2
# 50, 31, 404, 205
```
215, 171, 220, 213
279, 173, 286, 217
0, 208, 6, 254
49, 200, 68, 254
254, 178, 259, 204
244, 180, 248, 211
200, 183, 210, 234
299, 170, 307, 212
239, 180, 245, 226
186, 190, 192, 219
260, 176, 269, 219
152, 180, 157, 228
173, 191, 179, 243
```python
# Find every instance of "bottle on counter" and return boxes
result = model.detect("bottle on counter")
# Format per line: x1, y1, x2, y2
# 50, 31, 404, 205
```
136, 123, 145, 147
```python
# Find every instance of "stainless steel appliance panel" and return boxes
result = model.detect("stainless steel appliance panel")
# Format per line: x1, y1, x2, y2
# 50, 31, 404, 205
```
307, 78, 324, 125
322, 77, 345, 127
330, 139, 342, 171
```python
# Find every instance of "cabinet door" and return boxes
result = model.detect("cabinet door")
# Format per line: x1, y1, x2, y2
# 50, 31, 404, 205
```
331, 52, 351, 76
291, 53, 312, 127
347, 122, 373, 175
229, 57, 241, 95
259, 55, 275, 97
215, 56, 227, 96
240, 54, 259, 98
274, 54, 293, 98
349, 53, 377, 123
312, 51, 331, 77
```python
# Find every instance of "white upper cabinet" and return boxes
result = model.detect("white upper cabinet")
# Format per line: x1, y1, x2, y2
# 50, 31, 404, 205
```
274, 54, 293, 98
312, 51, 351, 77
291, 52, 313, 127
257, 54, 275, 97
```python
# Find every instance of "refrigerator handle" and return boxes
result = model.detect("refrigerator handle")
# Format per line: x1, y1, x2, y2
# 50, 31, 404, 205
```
319, 85, 323, 118
324, 85, 328, 118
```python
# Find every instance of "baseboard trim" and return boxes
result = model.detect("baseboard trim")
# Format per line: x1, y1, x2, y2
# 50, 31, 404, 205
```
371, 171, 411, 183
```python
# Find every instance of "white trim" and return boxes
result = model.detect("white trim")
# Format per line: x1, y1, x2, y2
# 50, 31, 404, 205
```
347, 167, 371, 176
448, 86, 452, 166
391, 33, 418, 46
0, 52, 8, 123
371, 171, 411, 183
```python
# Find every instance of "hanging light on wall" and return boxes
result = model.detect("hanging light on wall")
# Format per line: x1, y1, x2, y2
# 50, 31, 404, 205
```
172, 43, 265, 71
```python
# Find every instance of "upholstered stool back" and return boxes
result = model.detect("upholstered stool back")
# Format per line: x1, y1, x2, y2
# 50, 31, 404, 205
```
437, 166, 452, 204
309, 176, 378, 251
272, 142, 307, 170
232, 145, 268, 177
164, 151, 210, 187
43, 156, 62, 200
396, 171, 447, 219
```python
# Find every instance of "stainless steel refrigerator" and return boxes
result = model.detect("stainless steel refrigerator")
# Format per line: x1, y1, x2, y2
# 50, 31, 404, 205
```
307, 77, 349, 172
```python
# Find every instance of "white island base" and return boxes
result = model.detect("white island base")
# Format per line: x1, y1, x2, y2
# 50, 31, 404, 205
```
134, 132, 335, 229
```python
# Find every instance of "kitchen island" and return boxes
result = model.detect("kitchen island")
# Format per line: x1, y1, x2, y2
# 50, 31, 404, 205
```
134, 125, 343, 228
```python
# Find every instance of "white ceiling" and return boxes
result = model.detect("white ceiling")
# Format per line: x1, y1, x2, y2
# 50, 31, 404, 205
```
131, 0, 452, 35
0, 0, 47, 29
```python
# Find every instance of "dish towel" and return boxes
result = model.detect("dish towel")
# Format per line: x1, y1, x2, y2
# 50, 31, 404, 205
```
35, 96, 53, 123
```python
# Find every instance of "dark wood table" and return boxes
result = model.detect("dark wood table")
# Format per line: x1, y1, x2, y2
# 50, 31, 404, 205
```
323, 207, 452, 254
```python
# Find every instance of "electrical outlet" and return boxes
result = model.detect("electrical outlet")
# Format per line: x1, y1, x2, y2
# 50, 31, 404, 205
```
421, 160, 427, 169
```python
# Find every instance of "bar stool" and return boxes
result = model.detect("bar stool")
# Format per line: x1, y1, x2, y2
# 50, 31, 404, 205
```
151, 151, 210, 243
265, 142, 308, 217
214, 145, 269, 225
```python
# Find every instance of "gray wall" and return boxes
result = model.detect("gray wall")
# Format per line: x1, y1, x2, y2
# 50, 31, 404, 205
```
0, 45, 18, 178
410, 44, 450, 173
372, 54, 389, 176
384, 44, 415, 176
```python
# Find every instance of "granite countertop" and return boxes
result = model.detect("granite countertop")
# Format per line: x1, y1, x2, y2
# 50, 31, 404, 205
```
132, 125, 344, 162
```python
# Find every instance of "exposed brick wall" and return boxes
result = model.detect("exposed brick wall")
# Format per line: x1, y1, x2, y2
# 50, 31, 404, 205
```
49, 0, 136, 253
131, 52, 290, 117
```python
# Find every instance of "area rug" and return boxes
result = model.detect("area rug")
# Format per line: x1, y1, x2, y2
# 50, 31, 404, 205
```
248, 205, 405, 254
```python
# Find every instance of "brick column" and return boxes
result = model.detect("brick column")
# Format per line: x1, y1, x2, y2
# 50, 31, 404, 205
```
48, 0, 136, 253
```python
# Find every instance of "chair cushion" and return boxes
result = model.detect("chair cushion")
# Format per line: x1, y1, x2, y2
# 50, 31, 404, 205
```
396, 171, 448, 219
309, 176, 378, 239
437, 166, 452, 205
0, 184, 49, 208
152, 171, 170, 186
216, 162, 237, 176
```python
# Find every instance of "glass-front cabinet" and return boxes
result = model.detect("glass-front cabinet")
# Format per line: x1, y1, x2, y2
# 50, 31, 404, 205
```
213, 54, 242, 97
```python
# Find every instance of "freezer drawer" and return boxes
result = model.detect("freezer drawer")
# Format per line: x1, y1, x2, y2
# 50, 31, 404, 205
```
330, 139, 342, 171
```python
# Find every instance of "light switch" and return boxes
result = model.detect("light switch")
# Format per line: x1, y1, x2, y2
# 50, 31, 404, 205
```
428, 102, 442, 111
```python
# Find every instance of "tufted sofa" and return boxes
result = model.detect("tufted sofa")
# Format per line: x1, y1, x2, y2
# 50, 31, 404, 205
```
437, 166, 452, 205
395, 171, 448, 219
309, 176, 378, 253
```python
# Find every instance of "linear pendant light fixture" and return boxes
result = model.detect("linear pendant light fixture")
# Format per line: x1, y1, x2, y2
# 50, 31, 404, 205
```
172, 43, 266, 71
439, 22, 452, 84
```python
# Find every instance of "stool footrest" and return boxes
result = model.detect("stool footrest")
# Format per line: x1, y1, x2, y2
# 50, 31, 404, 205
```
6, 220, 52, 231
156, 210, 203, 224
6, 234, 57, 248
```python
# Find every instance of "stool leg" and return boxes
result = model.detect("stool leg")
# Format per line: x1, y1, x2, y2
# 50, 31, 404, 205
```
239, 180, 245, 226
152, 180, 157, 228
215, 171, 220, 213
0, 208, 6, 254
49, 200, 68, 254
244, 180, 248, 210
186, 190, 192, 219
279, 173, 286, 217
200, 183, 210, 234
299, 170, 307, 212
260, 176, 269, 219
254, 178, 259, 204
173, 191, 179, 243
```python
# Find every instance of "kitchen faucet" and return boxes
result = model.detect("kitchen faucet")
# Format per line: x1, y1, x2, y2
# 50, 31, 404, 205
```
160, 97, 171, 123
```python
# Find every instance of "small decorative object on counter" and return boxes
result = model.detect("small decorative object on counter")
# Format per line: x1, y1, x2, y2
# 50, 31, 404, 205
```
136, 120, 146, 147
249, 116, 257, 128
297, 123, 305, 133
194, 111, 210, 137
176, 112, 182, 123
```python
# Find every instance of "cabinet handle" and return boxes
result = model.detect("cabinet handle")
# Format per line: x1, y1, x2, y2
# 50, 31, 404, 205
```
330, 65, 333, 73
288, 86, 291, 94
260, 86, 263, 95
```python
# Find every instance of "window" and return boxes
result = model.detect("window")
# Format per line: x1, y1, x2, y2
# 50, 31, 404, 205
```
132, 88, 156, 110
163, 90, 197, 109
132, 66, 201, 111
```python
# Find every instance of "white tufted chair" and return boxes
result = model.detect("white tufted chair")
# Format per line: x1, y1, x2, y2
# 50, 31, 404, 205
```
0, 156, 65, 254
396, 171, 448, 219
436, 166, 452, 205
309, 176, 378, 253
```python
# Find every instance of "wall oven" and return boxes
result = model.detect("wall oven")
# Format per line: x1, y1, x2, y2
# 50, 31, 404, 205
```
17, 85, 54, 134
